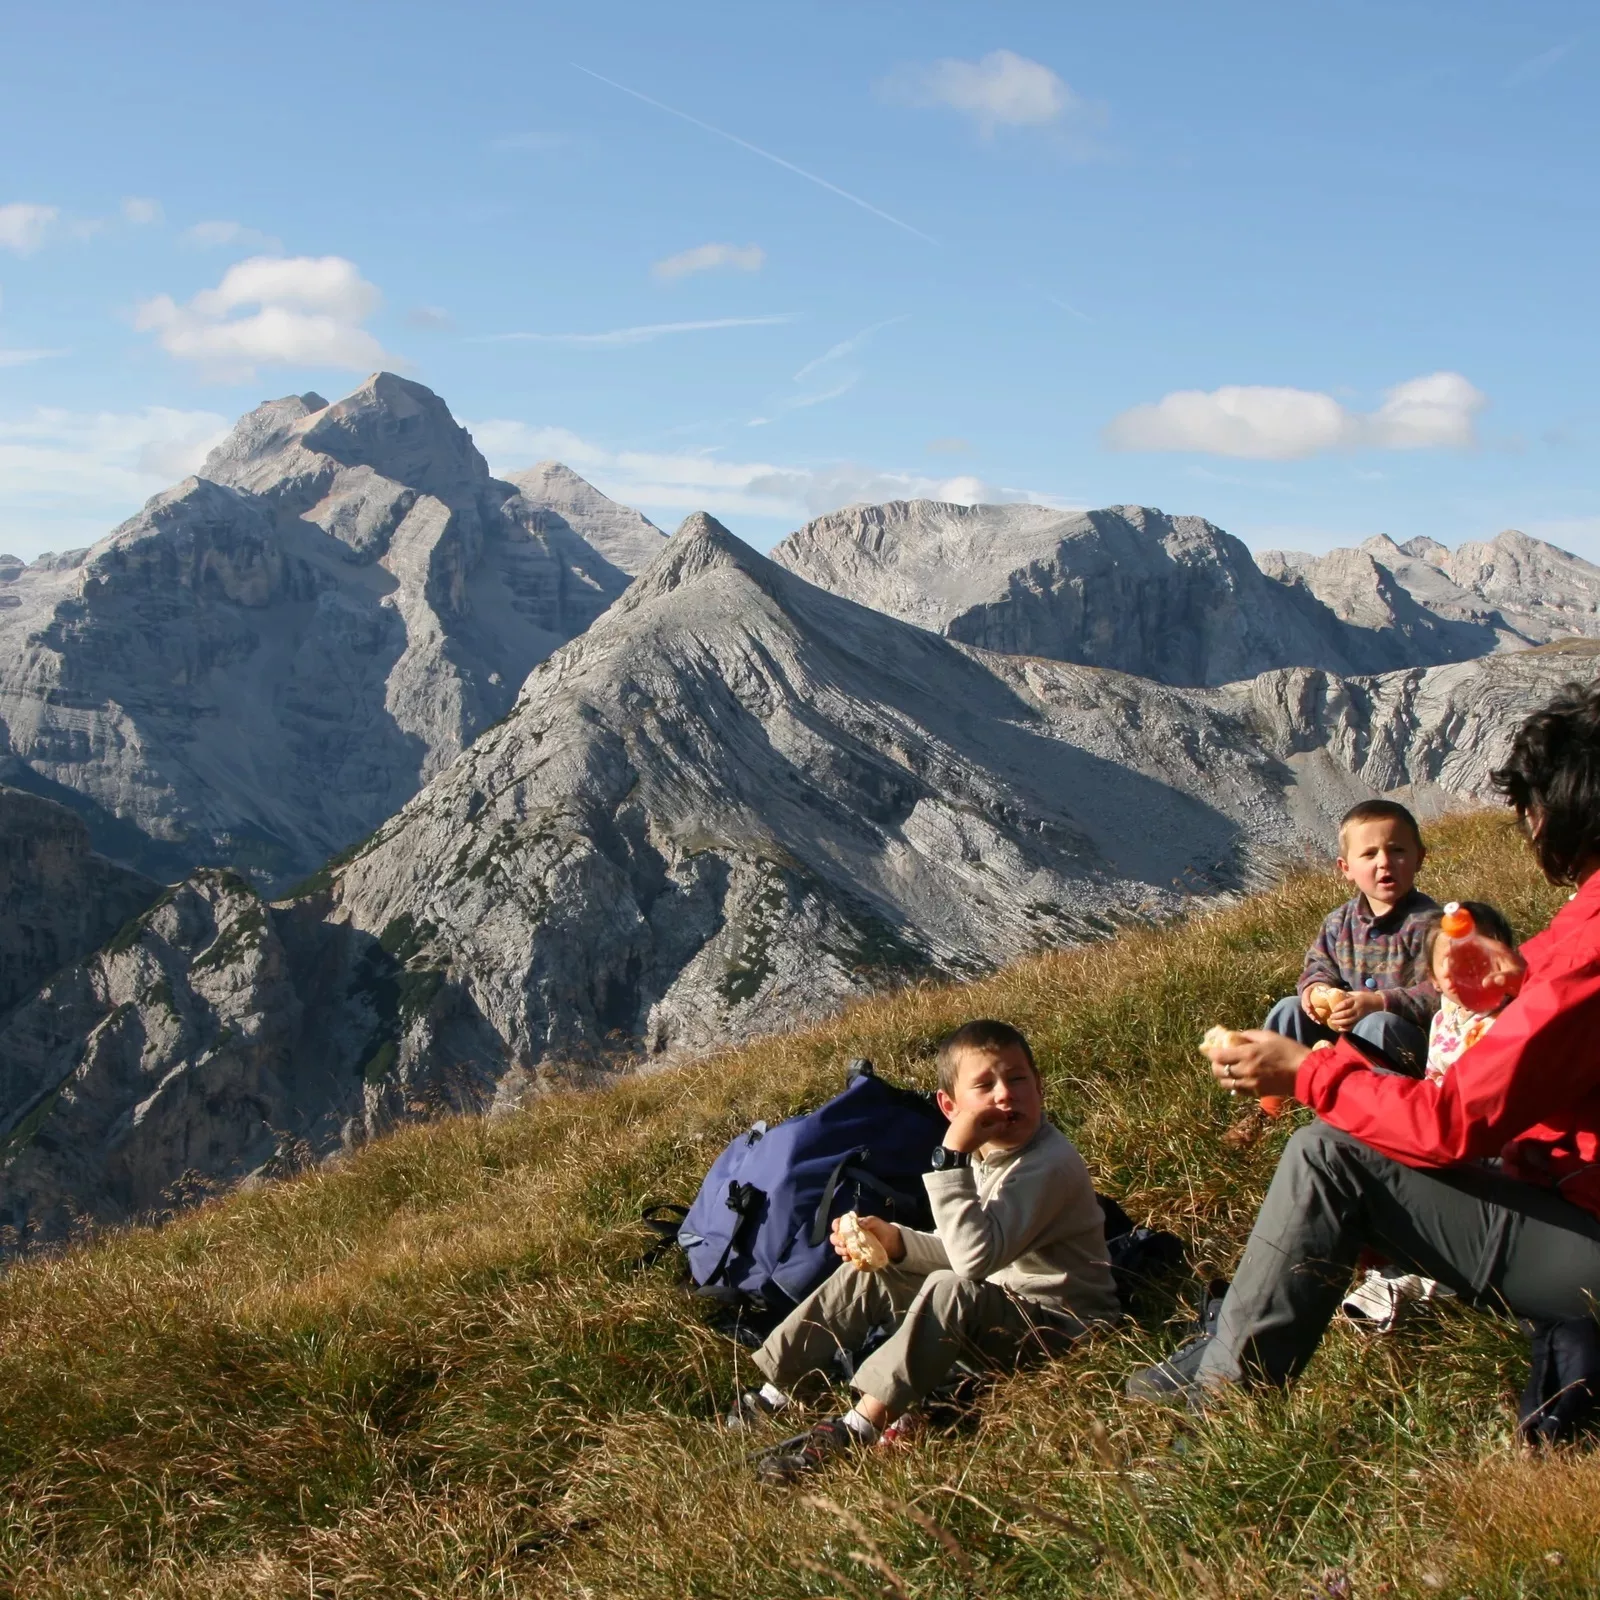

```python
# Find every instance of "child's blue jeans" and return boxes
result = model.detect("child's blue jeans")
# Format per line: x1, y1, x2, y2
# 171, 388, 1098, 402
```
1263, 995, 1429, 1077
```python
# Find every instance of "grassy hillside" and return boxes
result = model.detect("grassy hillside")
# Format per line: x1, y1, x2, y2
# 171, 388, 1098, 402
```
1, 811, 1594, 1599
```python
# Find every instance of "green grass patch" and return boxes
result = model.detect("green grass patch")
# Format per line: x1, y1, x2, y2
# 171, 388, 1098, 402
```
0, 810, 1591, 1598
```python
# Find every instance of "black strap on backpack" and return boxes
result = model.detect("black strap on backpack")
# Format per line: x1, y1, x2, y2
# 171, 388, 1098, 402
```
638, 1202, 689, 1263
698, 1179, 765, 1290
807, 1147, 925, 1247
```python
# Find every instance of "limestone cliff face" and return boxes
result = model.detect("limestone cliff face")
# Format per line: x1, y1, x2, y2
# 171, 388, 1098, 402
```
0, 863, 504, 1246
0, 787, 161, 1021
0, 375, 647, 887
774, 501, 1600, 686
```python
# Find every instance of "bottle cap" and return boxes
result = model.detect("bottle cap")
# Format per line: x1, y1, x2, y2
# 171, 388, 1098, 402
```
1440, 901, 1474, 937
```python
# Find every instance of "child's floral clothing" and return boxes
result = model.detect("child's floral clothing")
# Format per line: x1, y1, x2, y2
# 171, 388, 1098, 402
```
1424, 995, 1500, 1086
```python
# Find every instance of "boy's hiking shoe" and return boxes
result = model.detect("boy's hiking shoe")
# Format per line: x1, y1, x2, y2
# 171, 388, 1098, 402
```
877, 1410, 925, 1449
725, 1386, 788, 1431
753, 1418, 856, 1483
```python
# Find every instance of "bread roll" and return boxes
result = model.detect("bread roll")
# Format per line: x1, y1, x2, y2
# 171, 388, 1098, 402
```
1303, 983, 1343, 1023
837, 1210, 888, 1272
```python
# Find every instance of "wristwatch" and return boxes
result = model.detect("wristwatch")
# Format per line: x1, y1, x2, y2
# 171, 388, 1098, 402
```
930, 1145, 972, 1171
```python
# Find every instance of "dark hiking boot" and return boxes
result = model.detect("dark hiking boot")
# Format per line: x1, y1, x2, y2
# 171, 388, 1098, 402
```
1124, 1330, 1221, 1406
753, 1418, 857, 1483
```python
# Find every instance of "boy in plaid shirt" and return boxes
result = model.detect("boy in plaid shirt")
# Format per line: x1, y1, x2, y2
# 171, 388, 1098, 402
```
1262, 799, 1440, 1076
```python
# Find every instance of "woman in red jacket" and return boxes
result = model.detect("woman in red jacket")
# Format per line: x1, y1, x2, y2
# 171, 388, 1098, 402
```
1128, 679, 1600, 1404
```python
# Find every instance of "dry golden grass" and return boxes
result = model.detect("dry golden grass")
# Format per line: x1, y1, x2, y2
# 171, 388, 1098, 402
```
1, 809, 1594, 1598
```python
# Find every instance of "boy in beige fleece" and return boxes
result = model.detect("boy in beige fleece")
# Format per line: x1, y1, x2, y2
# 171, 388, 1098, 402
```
744, 1019, 1118, 1482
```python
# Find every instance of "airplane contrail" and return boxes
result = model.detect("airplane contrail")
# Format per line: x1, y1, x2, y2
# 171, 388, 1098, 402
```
574, 64, 939, 246
479, 315, 797, 346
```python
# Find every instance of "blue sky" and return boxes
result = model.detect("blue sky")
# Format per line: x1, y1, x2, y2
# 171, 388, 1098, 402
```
1, 0, 1595, 563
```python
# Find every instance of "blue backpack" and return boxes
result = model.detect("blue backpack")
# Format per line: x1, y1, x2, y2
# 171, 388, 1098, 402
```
639, 1060, 1189, 1338
651, 1059, 947, 1323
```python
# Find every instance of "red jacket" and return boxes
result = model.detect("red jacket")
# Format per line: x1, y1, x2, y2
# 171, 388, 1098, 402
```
1297, 869, 1600, 1219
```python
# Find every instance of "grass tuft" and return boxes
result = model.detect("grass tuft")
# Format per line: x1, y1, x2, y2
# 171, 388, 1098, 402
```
1, 809, 1594, 1597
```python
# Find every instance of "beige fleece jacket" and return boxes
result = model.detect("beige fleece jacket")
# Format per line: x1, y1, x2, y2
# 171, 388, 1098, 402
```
895, 1120, 1121, 1325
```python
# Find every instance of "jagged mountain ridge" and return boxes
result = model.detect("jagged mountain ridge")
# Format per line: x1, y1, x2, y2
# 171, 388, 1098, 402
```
772, 500, 1600, 685
1259, 530, 1600, 651
0, 374, 657, 887
2, 514, 1590, 1249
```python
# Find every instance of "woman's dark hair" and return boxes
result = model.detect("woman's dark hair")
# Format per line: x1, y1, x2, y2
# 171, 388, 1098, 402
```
1425, 900, 1519, 971
1492, 680, 1600, 884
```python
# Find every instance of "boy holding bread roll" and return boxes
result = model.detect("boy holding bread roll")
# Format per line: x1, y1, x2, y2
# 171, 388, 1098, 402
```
1261, 799, 1441, 1077
742, 1020, 1118, 1481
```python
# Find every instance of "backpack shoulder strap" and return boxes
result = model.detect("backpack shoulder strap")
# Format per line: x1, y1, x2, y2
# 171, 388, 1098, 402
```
702, 1179, 765, 1287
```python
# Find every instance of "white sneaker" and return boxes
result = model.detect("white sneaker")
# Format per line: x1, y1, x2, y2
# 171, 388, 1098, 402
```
1340, 1268, 1438, 1334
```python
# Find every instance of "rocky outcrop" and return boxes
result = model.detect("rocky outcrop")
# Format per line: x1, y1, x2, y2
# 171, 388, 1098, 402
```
0, 375, 648, 887
0, 787, 160, 1021
0, 863, 506, 1246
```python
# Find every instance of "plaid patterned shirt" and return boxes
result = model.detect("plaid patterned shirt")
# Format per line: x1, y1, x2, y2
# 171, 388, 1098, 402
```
1298, 888, 1442, 1027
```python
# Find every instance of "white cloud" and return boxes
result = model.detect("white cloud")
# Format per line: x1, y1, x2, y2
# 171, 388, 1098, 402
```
880, 50, 1078, 136
182, 219, 284, 252
0, 406, 231, 560
0, 203, 59, 255
1366, 371, 1486, 449
652, 242, 766, 281
1103, 372, 1488, 459
468, 418, 1067, 524
121, 196, 163, 225
481, 314, 795, 347
134, 255, 391, 381
0, 348, 66, 368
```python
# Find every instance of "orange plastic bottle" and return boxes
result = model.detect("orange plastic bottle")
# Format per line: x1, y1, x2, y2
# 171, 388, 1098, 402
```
1438, 902, 1501, 1013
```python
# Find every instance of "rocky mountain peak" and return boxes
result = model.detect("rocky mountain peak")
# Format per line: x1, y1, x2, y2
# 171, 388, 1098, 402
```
772, 499, 1377, 684
636, 510, 761, 587
1401, 535, 1451, 561
201, 391, 329, 478
298, 372, 491, 505
0, 377, 664, 888
501, 461, 665, 577
202, 372, 491, 512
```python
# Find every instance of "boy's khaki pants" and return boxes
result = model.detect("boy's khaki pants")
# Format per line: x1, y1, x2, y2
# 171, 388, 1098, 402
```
751, 1261, 1088, 1416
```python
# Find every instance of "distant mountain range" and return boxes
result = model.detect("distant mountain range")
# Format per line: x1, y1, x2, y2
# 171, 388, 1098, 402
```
772, 502, 1600, 685
1, 372, 1596, 1248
